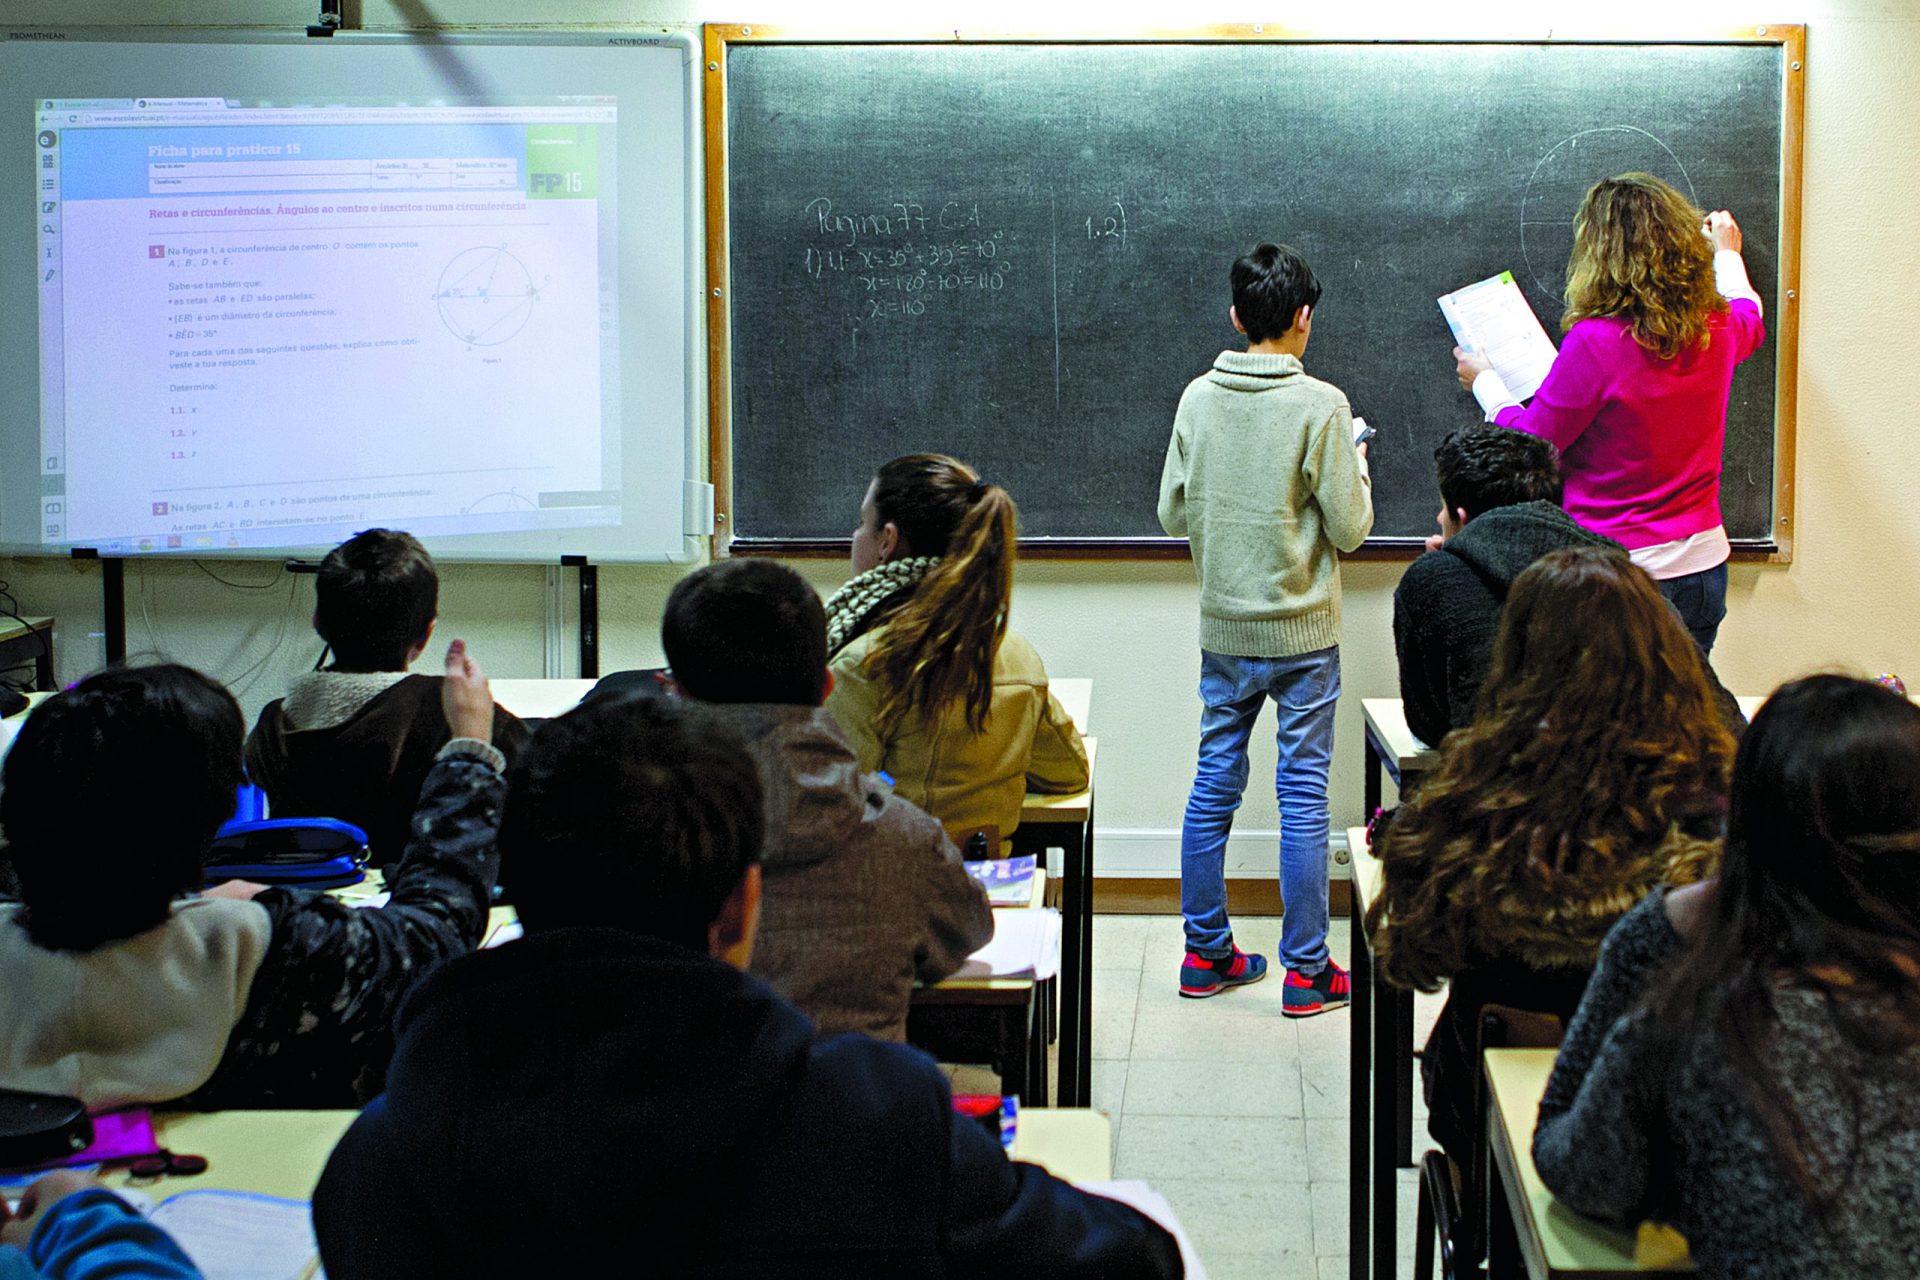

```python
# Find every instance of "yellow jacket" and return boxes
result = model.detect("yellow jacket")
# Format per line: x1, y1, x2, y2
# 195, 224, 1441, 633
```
825, 626, 1089, 843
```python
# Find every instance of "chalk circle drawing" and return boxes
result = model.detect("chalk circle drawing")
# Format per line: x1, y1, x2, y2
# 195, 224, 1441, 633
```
434, 245, 546, 347
1519, 126, 1697, 308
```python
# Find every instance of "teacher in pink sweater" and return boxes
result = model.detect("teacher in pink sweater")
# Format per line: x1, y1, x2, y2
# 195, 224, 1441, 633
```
1455, 172, 1765, 655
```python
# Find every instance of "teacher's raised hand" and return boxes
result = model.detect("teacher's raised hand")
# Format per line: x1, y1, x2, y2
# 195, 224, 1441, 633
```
1704, 209, 1742, 254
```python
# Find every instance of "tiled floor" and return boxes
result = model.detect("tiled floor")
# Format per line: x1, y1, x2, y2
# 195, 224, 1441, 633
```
1089, 913, 1445, 1280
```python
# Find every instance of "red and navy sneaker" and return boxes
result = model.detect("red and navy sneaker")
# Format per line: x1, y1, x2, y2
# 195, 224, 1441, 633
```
1282, 960, 1351, 1017
1179, 944, 1268, 998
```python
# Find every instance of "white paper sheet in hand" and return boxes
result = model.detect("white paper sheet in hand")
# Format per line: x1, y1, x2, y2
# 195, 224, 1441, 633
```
1078, 1181, 1211, 1279
148, 1190, 320, 1280
955, 909, 1062, 980
1437, 271, 1559, 402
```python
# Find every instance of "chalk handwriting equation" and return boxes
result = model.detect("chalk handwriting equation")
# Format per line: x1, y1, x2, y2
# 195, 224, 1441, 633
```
796, 196, 1130, 325
801, 197, 1009, 323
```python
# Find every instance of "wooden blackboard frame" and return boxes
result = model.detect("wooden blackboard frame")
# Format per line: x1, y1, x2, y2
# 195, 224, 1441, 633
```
703, 23, 1805, 561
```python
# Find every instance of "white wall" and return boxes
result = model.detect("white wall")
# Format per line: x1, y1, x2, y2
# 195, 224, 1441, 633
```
5, 0, 1915, 877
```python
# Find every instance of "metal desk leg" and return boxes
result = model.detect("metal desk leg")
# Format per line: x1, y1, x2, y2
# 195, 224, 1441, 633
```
1074, 798, 1095, 1106
1349, 887, 1372, 1280
1364, 733, 1383, 818
1372, 934, 1398, 1280
1397, 988, 1416, 1167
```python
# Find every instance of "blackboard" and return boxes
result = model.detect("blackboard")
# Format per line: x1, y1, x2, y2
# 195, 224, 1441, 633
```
708, 32, 1802, 553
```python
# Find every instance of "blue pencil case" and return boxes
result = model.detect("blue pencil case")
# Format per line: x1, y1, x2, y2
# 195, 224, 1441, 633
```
205, 817, 370, 890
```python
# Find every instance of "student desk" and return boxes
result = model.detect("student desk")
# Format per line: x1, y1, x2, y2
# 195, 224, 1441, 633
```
0, 616, 55, 692
1359, 697, 1440, 817
909, 872, 1053, 1105
108, 1107, 1110, 1202
109, 1110, 357, 1201
1484, 1049, 1693, 1278
1346, 825, 1415, 1280
0, 691, 56, 762
487, 676, 1101, 1109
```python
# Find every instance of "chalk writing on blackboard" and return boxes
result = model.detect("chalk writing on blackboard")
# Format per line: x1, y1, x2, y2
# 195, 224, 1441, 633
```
1517, 125, 1696, 306
801, 196, 1009, 323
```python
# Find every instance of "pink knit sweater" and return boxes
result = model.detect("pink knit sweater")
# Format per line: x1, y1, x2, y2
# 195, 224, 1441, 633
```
1494, 299, 1765, 549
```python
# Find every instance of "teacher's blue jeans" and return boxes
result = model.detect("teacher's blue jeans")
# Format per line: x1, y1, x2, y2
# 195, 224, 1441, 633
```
1179, 646, 1339, 975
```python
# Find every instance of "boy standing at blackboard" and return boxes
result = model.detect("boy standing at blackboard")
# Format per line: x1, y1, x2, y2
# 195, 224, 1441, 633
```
1157, 244, 1373, 1015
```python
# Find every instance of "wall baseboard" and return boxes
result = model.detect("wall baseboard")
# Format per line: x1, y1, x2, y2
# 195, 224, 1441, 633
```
1093, 877, 1355, 918
1086, 827, 1353, 880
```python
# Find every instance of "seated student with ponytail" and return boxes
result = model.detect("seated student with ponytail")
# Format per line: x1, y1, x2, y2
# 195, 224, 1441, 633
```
1535, 675, 1920, 1279
823, 454, 1088, 852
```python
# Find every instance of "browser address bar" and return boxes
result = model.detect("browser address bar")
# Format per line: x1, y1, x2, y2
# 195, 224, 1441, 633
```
78, 106, 616, 126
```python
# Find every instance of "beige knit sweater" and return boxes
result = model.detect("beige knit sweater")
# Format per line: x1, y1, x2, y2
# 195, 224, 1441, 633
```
1157, 351, 1374, 657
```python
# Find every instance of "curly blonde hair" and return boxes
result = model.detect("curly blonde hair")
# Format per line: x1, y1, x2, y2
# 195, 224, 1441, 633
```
1562, 173, 1727, 360
1367, 547, 1736, 991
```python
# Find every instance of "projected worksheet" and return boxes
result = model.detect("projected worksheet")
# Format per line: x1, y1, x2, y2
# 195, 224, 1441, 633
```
37, 98, 622, 551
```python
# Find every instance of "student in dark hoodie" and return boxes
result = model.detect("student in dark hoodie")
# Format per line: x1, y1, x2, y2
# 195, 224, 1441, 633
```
312, 694, 1182, 1279
246, 529, 527, 867
660, 558, 993, 1041
1392, 425, 1618, 748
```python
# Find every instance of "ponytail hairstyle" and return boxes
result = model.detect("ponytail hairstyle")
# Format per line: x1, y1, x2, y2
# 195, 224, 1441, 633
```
1561, 172, 1727, 360
863, 453, 1016, 739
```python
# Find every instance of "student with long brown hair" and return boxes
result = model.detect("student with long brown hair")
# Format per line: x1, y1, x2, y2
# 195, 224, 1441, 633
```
1454, 173, 1766, 653
823, 454, 1087, 850
1367, 544, 1737, 1172
1536, 676, 1920, 1278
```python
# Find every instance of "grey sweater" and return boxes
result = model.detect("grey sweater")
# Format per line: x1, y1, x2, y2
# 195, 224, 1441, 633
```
1158, 351, 1374, 657
1535, 890, 1920, 1279
708, 702, 994, 1043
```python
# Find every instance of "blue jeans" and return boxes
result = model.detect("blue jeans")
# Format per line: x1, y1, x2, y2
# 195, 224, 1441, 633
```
1656, 562, 1729, 655
1179, 646, 1339, 974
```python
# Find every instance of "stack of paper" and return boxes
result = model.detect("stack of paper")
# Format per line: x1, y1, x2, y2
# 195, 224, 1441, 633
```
149, 1190, 319, 1280
955, 909, 1061, 980
1079, 1181, 1210, 1279
1438, 271, 1559, 402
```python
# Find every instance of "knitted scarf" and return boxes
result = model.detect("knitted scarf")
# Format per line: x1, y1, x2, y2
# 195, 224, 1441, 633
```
822, 557, 939, 658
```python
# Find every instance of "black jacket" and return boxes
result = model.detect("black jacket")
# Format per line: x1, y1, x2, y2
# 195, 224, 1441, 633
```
1392, 501, 1620, 748
314, 926, 1182, 1279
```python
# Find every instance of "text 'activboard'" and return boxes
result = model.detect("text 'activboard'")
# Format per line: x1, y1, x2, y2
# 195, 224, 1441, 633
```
708, 29, 1802, 554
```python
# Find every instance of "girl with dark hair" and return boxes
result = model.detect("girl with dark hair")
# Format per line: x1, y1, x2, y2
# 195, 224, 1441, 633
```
1454, 173, 1766, 653
823, 454, 1087, 849
1368, 545, 1737, 1171
1535, 675, 1920, 1277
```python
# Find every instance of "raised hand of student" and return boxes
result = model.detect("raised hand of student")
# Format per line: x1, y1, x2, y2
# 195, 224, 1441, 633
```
0, 1170, 103, 1247
1704, 209, 1742, 254
441, 639, 494, 744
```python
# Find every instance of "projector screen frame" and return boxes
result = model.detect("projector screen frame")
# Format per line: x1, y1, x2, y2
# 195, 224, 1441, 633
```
1, 26, 707, 565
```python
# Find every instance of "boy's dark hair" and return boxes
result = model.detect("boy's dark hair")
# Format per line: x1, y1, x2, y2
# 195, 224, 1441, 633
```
314, 529, 439, 671
499, 694, 764, 950
1230, 243, 1322, 344
0, 664, 244, 951
1434, 426, 1563, 519
661, 560, 827, 706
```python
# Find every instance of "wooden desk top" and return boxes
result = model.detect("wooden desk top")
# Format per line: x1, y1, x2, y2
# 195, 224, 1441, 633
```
1360, 698, 1442, 775
0, 691, 56, 761
1346, 825, 1383, 918
110, 1110, 356, 1202
1485, 1049, 1693, 1278
1011, 1108, 1111, 1183
108, 1107, 1104, 1208
0, 616, 52, 644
